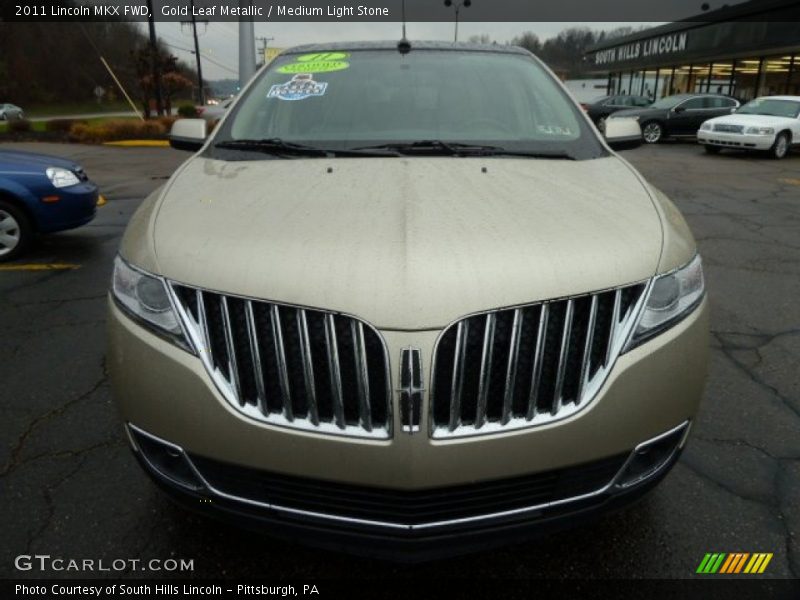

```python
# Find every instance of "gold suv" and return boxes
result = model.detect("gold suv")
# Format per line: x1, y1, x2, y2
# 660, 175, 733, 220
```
108, 42, 708, 559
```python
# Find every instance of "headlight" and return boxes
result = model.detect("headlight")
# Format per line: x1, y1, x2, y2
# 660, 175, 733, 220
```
46, 167, 80, 188
745, 126, 774, 135
700, 122, 712, 131
111, 256, 192, 351
625, 254, 705, 350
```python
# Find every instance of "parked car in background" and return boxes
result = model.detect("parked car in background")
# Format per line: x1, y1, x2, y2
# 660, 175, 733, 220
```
110, 41, 708, 559
610, 93, 739, 144
582, 95, 652, 130
697, 96, 800, 159
196, 97, 234, 123
0, 103, 25, 120
0, 150, 100, 261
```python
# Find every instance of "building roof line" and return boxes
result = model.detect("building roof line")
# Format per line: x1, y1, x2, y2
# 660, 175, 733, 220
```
586, 0, 800, 53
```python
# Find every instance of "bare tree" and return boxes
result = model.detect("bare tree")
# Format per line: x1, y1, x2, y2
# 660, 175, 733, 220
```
468, 34, 492, 44
510, 32, 542, 54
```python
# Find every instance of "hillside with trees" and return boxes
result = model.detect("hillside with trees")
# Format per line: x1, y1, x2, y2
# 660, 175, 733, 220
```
0, 19, 197, 115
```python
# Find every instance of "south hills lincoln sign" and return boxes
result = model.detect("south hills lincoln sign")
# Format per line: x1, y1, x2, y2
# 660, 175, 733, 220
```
593, 32, 689, 67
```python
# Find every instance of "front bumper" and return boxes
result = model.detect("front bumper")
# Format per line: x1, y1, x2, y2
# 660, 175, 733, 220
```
697, 131, 775, 150
34, 182, 99, 233
127, 420, 689, 560
108, 296, 708, 551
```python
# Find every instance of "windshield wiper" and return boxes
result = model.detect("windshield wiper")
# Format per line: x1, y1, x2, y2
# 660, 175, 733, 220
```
482, 149, 577, 160
215, 138, 331, 156
214, 138, 400, 158
351, 140, 506, 156
350, 140, 576, 160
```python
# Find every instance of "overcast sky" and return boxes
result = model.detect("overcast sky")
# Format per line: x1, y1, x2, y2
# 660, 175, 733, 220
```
145, 21, 664, 81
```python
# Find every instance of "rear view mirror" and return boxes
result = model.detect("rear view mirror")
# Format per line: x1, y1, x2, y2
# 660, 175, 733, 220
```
169, 119, 207, 152
604, 118, 643, 151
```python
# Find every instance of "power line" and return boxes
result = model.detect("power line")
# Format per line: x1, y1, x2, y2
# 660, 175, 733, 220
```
162, 42, 238, 75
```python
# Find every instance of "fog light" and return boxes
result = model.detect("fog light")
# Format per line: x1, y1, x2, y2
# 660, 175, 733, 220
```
127, 424, 204, 491
615, 422, 689, 489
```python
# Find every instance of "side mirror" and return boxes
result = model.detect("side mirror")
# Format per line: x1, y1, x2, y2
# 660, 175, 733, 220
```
604, 117, 643, 151
673, 106, 686, 114
169, 119, 207, 152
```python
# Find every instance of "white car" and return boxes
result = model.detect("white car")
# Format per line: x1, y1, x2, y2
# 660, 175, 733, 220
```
697, 96, 800, 159
0, 103, 25, 121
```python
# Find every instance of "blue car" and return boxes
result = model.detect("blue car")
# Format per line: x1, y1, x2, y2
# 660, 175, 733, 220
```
0, 149, 100, 261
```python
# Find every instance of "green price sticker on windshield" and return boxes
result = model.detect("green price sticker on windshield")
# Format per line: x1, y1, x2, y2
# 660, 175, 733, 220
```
277, 52, 350, 74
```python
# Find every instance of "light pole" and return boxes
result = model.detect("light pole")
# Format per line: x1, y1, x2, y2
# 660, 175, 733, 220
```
238, 1, 257, 88
444, 0, 472, 43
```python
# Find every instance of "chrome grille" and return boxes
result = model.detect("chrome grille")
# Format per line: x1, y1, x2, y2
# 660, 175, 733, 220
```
171, 285, 391, 438
431, 284, 647, 438
713, 123, 743, 134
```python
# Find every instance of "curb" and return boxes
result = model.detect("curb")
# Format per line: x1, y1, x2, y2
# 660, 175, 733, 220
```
103, 140, 170, 147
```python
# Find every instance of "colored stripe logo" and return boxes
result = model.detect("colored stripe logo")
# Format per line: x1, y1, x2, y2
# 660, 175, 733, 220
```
696, 553, 773, 574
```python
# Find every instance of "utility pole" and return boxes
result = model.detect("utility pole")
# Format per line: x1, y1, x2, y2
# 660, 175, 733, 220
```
238, 1, 257, 89
256, 36, 274, 66
145, 0, 164, 116
187, 0, 205, 105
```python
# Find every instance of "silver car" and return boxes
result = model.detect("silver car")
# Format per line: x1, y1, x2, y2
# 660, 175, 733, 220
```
0, 103, 25, 121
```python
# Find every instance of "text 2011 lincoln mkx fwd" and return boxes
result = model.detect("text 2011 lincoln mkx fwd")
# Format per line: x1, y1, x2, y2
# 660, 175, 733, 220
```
108, 42, 708, 559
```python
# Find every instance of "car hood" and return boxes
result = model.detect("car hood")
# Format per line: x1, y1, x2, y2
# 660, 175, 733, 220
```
0, 149, 79, 174
150, 156, 663, 330
705, 113, 798, 128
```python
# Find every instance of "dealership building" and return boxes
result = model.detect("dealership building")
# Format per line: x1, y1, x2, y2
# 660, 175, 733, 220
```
584, 2, 800, 101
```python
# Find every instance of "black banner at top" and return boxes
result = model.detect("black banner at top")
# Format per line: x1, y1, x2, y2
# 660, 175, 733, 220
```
2, 0, 800, 22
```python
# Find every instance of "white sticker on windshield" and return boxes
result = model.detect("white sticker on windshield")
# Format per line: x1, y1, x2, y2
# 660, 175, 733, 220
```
267, 74, 328, 101
537, 125, 574, 136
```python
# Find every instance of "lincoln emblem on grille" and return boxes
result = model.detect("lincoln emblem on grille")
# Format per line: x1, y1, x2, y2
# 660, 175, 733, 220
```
398, 348, 423, 434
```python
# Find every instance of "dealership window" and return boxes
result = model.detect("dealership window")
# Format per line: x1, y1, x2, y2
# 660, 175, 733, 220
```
690, 64, 713, 93
732, 59, 762, 100
788, 54, 800, 95
759, 56, 793, 96
640, 69, 660, 99
671, 65, 693, 94
708, 62, 735, 95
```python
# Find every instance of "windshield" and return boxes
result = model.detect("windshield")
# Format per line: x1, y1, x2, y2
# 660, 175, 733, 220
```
736, 98, 800, 118
210, 48, 605, 160
649, 96, 686, 110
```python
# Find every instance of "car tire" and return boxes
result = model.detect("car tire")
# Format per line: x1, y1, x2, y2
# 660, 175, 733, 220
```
0, 200, 32, 262
641, 121, 663, 144
770, 132, 790, 160
704, 145, 721, 154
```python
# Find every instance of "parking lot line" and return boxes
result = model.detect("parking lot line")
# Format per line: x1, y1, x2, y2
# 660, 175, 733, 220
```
0, 263, 81, 271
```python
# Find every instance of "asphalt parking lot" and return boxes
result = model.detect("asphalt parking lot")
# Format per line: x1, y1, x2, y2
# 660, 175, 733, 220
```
1, 141, 799, 580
